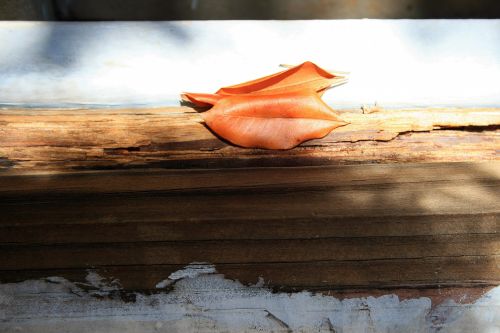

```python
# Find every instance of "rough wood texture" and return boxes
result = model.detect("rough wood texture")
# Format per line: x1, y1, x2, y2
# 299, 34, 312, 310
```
0, 107, 498, 173
1, 162, 499, 292
1, 106, 499, 296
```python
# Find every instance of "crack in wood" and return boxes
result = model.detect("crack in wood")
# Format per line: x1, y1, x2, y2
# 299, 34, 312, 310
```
433, 124, 500, 132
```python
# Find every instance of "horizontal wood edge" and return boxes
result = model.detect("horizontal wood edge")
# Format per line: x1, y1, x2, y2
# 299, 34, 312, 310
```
1, 106, 499, 172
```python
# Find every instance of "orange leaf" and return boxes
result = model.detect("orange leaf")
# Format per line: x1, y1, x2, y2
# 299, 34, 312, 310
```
201, 91, 348, 149
181, 61, 346, 107
181, 92, 222, 107
216, 61, 344, 96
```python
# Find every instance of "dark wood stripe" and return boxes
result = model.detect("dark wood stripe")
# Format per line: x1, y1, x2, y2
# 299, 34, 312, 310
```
1, 234, 499, 270
1, 256, 498, 291
1, 213, 498, 244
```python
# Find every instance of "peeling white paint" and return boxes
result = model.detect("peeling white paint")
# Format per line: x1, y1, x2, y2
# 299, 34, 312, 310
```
156, 262, 216, 288
167, 262, 217, 281
1, 264, 499, 332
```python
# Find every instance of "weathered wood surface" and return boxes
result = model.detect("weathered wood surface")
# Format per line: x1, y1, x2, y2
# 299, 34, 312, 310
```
1, 162, 499, 292
0, 107, 499, 173
0, 106, 499, 298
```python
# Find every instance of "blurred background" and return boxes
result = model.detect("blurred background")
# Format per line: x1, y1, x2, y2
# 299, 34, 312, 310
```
1, 0, 500, 20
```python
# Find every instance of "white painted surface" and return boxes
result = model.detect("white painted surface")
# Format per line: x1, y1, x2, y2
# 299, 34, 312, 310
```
0, 20, 500, 109
1, 264, 499, 332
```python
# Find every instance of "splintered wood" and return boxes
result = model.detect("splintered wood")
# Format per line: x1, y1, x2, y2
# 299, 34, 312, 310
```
0, 107, 498, 173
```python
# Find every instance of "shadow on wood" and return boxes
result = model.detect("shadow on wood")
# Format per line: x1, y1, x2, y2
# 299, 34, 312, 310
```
0, 162, 498, 296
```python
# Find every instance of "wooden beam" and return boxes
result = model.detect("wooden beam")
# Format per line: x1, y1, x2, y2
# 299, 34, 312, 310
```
0, 107, 499, 173
1, 106, 498, 291
1, 162, 498, 291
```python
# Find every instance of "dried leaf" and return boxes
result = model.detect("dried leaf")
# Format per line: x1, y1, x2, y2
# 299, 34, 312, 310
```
182, 61, 346, 107
216, 61, 345, 96
181, 92, 222, 107
201, 91, 348, 149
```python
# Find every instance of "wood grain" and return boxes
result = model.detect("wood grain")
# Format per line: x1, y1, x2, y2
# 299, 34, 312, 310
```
1, 106, 498, 293
0, 107, 498, 173
1, 162, 498, 291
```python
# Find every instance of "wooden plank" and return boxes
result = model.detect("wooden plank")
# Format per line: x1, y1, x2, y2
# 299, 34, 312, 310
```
1, 105, 498, 292
0, 107, 499, 173
1, 162, 498, 291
